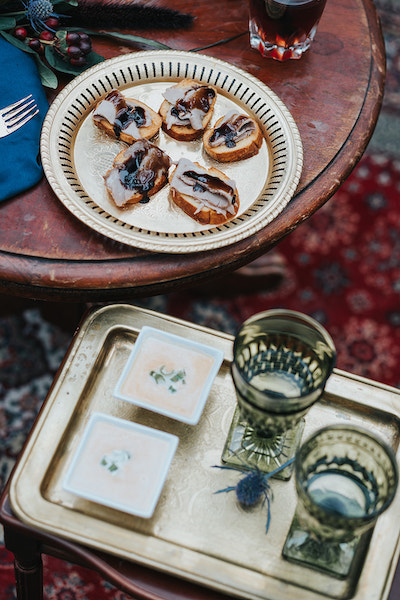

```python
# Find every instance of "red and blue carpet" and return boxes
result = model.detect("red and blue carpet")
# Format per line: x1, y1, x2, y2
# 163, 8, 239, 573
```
1, 1, 400, 597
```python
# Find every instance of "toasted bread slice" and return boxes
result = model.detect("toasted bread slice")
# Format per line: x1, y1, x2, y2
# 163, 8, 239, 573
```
104, 139, 171, 208
169, 158, 239, 225
203, 110, 263, 162
93, 89, 162, 144
159, 79, 217, 141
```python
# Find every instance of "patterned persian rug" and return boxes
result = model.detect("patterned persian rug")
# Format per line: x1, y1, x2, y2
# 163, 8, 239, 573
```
1, 2, 400, 598
1, 161, 400, 600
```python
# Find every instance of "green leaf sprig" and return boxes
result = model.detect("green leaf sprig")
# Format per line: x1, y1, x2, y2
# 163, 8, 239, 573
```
0, 0, 246, 89
0, 0, 172, 88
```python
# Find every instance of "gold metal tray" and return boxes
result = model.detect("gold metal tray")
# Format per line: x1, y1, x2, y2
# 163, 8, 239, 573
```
9, 304, 400, 600
40, 50, 303, 253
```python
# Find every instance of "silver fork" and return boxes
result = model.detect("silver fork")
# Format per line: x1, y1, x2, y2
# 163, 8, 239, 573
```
0, 94, 39, 138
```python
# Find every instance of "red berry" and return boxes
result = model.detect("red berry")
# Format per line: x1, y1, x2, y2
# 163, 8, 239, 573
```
45, 17, 59, 29
66, 32, 80, 45
39, 30, 54, 41
79, 40, 92, 55
28, 38, 42, 51
78, 32, 90, 44
14, 27, 27, 41
70, 56, 87, 67
67, 45, 83, 58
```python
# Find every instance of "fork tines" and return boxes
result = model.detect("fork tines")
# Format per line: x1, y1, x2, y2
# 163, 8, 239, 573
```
4, 94, 39, 129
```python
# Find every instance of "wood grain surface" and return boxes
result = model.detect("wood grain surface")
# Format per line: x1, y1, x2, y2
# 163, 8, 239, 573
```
0, 0, 385, 300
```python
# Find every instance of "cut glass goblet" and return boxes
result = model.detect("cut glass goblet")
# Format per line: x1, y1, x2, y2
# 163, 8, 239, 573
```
222, 309, 336, 479
283, 425, 398, 577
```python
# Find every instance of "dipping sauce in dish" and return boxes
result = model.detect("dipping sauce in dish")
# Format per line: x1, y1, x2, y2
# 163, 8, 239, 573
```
63, 413, 178, 518
114, 326, 224, 424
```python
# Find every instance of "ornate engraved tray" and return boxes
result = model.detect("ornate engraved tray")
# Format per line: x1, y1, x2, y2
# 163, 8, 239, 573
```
40, 50, 303, 253
9, 304, 400, 600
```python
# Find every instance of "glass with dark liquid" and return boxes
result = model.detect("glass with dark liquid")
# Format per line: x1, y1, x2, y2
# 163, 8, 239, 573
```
249, 0, 328, 60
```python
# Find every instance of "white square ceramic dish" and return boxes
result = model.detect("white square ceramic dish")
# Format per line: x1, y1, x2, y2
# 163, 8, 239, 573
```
114, 326, 224, 425
63, 412, 179, 518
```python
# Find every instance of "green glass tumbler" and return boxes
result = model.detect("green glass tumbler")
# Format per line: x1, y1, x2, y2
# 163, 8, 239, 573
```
222, 309, 336, 478
283, 425, 398, 577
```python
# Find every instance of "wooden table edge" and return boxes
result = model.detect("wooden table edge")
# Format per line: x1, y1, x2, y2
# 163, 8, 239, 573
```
0, 0, 386, 301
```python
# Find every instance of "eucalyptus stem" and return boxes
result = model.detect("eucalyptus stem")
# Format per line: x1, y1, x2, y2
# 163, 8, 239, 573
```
0, 9, 26, 15
190, 31, 247, 52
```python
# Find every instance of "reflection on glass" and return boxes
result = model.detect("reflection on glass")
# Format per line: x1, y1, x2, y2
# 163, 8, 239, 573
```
222, 309, 336, 479
283, 425, 398, 577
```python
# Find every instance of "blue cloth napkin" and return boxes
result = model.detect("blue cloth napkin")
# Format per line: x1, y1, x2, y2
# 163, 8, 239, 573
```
0, 37, 49, 202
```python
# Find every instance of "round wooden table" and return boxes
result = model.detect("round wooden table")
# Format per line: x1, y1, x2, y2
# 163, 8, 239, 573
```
0, 0, 385, 301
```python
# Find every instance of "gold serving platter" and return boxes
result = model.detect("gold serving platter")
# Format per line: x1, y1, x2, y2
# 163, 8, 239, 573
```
40, 50, 303, 253
9, 304, 400, 600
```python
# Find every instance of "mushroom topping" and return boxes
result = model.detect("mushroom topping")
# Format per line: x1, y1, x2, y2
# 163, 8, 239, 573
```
93, 89, 152, 140
104, 139, 171, 207
208, 110, 257, 148
163, 84, 216, 130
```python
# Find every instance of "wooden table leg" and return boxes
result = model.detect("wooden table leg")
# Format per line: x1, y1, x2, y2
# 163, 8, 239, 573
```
4, 527, 43, 600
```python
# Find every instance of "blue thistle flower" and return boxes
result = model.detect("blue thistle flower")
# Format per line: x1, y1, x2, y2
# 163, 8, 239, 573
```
214, 457, 295, 533
236, 471, 267, 507
22, 0, 57, 32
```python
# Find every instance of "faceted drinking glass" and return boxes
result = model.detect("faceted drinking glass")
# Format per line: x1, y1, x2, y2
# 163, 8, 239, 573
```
283, 425, 399, 577
249, 0, 328, 61
222, 309, 336, 478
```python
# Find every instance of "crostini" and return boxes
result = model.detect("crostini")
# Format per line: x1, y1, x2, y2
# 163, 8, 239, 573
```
203, 110, 263, 162
159, 79, 217, 141
169, 158, 239, 225
104, 139, 171, 208
93, 89, 162, 144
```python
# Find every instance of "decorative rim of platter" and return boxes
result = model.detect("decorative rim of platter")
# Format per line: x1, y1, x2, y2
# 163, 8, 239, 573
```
40, 50, 303, 253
